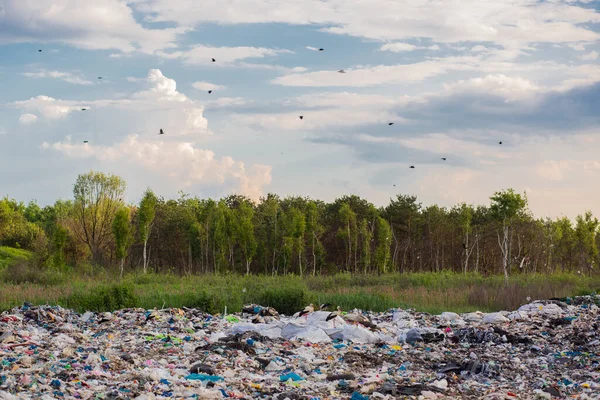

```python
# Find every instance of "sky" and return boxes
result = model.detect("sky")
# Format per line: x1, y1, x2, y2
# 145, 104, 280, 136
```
0, 0, 599, 219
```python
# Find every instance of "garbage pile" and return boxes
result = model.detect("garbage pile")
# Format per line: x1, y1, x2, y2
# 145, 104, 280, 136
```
1, 296, 600, 399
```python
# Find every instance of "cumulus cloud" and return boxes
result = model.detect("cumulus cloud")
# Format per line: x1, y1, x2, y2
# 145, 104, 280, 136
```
11, 69, 209, 136
19, 113, 38, 125
0, 0, 186, 54
192, 81, 226, 91
42, 135, 272, 200
22, 69, 93, 85
11, 96, 84, 120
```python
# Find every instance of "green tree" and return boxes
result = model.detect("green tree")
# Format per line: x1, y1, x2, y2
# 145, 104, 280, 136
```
490, 189, 528, 283
375, 216, 392, 274
306, 201, 325, 275
112, 207, 132, 278
51, 225, 69, 270
359, 219, 372, 273
338, 203, 356, 271
574, 211, 599, 274
73, 171, 126, 265
288, 207, 306, 275
237, 202, 257, 275
138, 188, 158, 273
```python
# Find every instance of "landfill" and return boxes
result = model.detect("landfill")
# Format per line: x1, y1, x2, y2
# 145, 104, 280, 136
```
1, 296, 600, 399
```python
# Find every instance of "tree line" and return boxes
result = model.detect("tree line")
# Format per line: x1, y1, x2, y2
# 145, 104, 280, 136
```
1, 170, 598, 279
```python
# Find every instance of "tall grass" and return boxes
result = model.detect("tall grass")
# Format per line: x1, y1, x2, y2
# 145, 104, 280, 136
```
0, 270, 598, 314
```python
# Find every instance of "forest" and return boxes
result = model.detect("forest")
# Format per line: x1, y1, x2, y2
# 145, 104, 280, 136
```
1, 170, 599, 281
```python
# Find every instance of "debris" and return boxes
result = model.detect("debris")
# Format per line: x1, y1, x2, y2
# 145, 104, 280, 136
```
1, 296, 599, 398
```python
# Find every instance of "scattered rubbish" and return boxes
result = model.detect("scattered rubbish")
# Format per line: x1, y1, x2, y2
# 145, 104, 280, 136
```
1, 295, 599, 398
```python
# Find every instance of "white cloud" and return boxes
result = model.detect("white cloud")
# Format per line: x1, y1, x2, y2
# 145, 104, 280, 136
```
305, 46, 322, 52
567, 42, 591, 51
192, 81, 226, 91
157, 45, 291, 66
22, 69, 93, 85
272, 52, 600, 88
11, 95, 84, 119
380, 42, 417, 52
580, 51, 599, 61
12, 69, 209, 136
380, 43, 440, 53
42, 135, 272, 200
442, 74, 543, 102
18, 113, 38, 125
0, 0, 187, 54
130, 0, 600, 49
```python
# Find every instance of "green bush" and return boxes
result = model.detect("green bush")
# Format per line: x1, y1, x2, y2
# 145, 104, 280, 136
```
64, 283, 138, 312
257, 286, 306, 315
2, 260, 66, 285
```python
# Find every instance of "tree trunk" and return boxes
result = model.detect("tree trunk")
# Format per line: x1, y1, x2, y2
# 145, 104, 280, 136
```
497, 220, 509, 285
120, 258, 124, 279
312, 232, 316, 276
143, 238, 148, 274
246, 259, 250, 275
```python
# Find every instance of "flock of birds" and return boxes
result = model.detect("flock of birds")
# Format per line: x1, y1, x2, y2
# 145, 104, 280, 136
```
36, 47, 505, 173
243, 302, 378, 330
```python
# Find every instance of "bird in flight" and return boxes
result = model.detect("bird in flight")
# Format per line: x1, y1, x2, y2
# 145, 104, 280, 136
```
337, 69, 346, 73
319, 48, 324, 51
299, 116, 304, 120
83, 140, 88, 144
159, 129, 164, 135
81, 108, 87, 111
211, 58, 216, 62
441, 157, 447, 161
38, 49, 42, 52
393, 184, 396, 187
409, 165, 415, 169
499, 141, 503, 145
388, 122, 394, 126
208, 90, 212, 94
97, 77, 102, 80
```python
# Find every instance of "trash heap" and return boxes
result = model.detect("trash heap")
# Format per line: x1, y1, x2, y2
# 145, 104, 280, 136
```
1, 296, 600, 399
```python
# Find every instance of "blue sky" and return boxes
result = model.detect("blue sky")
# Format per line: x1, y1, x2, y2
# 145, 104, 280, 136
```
1, 0, 599, 218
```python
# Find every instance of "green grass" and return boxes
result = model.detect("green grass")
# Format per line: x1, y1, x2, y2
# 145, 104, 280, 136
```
0, 268, 599, 315
0, 246, 32, 269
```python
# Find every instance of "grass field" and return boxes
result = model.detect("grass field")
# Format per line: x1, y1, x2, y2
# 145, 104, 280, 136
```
1, 245, 598, 314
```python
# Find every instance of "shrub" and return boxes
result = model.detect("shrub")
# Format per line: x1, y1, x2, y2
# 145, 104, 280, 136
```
64, 283, 138, 312
2, 260, 65, 285
257, 287, 306, 315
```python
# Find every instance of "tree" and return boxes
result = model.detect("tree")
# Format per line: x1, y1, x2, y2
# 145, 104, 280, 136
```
306, 201, 325, 275
574, 211, 599, 274
237, 202, 257, 275
51, 225, 69, 270
490, 189, 528, 283
138, 188, 158, 273
338, 203, 356, 271
288, 207, 306, 275
359, 219, 372, 273
375, 217, 392, 274
112, 207, 132, 278
73, 171, 126, 265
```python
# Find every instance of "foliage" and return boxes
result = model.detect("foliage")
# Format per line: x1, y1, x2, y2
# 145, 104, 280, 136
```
2, 170, 600, 279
